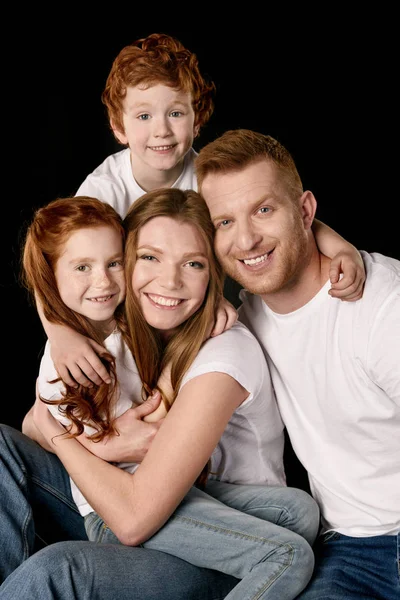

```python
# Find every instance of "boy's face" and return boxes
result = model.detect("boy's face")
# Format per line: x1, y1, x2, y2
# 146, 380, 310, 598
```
114, 84, 198, 186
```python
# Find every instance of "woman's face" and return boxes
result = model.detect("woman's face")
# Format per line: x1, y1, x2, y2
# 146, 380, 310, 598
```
132, 216, 210, 339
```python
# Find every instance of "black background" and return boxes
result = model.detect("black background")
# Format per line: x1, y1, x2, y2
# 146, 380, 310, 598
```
5, 10, 399, 480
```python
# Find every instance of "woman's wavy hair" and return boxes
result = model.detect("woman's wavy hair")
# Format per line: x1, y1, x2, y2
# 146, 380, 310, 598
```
120, 187, 224, 407
21, 196, 126, 441
102, 32, 216, 141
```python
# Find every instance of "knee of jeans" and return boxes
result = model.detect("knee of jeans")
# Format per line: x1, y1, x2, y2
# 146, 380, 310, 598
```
291, 489, 320, 545
290, 536, 315, 582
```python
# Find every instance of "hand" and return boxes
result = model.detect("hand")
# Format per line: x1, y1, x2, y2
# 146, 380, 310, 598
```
93, 393, 165, 463
49, 327, 112, 388
328, 250, 365, 301
210, 296, 238, 337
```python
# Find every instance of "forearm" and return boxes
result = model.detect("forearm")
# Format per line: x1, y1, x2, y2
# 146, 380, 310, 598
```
22, 406, 55, 453
312, 218, 358, 258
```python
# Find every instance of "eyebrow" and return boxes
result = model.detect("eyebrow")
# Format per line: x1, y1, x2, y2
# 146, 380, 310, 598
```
211, 193, 278, 222
137, 245, 208, 259
67, 253, 123, 265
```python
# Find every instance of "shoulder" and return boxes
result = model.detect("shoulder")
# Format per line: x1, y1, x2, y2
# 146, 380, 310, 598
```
76, 150, 129, 196
37, 341, 63, 400
181, 322, 268, 391
359, 251, 400, 314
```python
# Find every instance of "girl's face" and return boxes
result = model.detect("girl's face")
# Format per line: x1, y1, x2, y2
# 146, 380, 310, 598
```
132, 216, 210, 339
55, 226, 125, 334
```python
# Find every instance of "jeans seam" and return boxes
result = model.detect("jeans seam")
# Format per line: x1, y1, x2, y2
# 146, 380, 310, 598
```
30, 474, 80, 512
171, 514, 292, 554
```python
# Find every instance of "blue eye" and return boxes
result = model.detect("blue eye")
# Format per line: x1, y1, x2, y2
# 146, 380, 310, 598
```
259, 207, 271, 214
138, 114, 150, 121
170, 111, 182, 117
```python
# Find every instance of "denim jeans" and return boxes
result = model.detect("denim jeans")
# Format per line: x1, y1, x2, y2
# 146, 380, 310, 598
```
85, 480, 320, 600
297, 531, 400, 600
0, 424, 236, 599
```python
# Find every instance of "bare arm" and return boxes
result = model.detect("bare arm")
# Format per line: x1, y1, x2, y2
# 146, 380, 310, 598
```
35, 291, 112, 387
24, 389, 163, 463
312, 219, 365, 301
33, 372, 247, 545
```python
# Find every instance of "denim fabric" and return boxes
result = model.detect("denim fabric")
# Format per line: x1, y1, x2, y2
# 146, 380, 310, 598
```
85, 481, 320, 599
0, 424, 237, 598
0, 541, 237, 600
298, 531, 400, 599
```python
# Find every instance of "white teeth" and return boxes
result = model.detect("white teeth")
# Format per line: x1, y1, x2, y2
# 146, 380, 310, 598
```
89, 295, 112, 302
243, 253, 269, 266
148, 294, 181, 307
151, 145, 173, 151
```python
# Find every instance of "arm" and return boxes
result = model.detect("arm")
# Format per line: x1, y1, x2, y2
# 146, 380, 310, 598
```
35, 291, 112, 387
22, 405, 55, 453
24, 390, 163, 463
33, 371, 248, 546
210, 296, 238, 337
312, 219, 365, 301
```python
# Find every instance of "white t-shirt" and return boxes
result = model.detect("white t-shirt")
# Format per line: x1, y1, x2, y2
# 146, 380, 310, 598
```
75, 147, 198, 218
38, 330, 143, 516
38, 322, 286, 516
238, 251, 400, 537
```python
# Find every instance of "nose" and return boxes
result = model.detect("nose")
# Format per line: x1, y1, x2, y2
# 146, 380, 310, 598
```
153, 116, 171, 138
159, 264, 182, 290
235, 219, 263, 251
93, 269, 112, 288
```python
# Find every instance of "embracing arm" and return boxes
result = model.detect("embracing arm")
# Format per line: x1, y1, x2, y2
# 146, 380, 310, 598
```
35, 291, 112, 387
33, 372, 247, 545
312, 219, 365, 301
24, 389, 163, 463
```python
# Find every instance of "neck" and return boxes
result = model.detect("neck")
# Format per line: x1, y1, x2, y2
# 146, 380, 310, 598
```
130, 155, 185, 192
261, 249, 331, 314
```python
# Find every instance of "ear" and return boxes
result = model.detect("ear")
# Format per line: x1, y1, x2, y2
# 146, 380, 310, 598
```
193, 122, 200, 139
111, 119, 128, 145
299, 190, 317, 230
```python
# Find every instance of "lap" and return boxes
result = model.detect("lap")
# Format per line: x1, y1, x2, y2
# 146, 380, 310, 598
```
0, 540, 236, 600
298, 532, 400, 600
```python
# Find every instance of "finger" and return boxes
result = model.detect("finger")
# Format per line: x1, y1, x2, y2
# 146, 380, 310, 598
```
77, 357, 111, 386
329, 264, 341, 284
210, 312, 227, 337
134, 391, 162, 418
63, 361, 95, 388
55, 364, 80, 388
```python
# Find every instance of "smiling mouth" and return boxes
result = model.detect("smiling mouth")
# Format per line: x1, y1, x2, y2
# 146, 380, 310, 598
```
148, 144, 177, 151
87, 294, 115, 303
240, 250, 273, 266
146, 293, 183, 307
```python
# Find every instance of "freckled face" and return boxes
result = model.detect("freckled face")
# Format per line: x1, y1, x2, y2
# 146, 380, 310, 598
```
201, 160, 308, 297
115, 84, 199, 188
54, 226, 125, 332
132, 216, 210, 338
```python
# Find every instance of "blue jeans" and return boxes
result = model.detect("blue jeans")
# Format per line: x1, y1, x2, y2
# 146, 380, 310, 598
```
297, 531, 400, 600
85, 480, 320, 600
0, 424, 236, 599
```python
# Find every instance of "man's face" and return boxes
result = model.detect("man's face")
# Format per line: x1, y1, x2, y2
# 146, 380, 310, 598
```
201, 159, 309, 298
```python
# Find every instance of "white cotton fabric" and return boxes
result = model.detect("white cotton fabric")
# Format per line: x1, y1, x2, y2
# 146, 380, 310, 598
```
75, 147, 198, 217
39, 322, 286, 516
238, 251, 400, 537
38, 330, 143, 516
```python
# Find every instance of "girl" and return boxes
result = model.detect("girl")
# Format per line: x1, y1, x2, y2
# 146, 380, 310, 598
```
29, 189, 360, 599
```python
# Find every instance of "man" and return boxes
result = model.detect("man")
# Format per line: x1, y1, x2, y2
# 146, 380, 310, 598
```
195, 128, 400, 600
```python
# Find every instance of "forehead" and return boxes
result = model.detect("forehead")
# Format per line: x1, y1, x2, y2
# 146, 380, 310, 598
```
124, 83, 193, 109
59, 226, 122, 257
201, 159, 280, 215
138, 216, 207, 253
